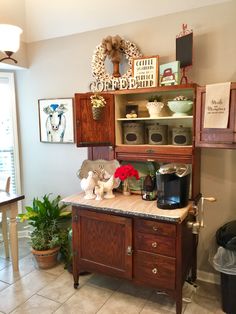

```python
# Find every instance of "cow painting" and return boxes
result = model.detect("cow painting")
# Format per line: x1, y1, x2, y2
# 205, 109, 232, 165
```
43, 103, 67, 142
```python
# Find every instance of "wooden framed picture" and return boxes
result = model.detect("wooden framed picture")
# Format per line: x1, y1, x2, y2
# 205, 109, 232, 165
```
132, 55, 159, 88
38, 98, 74, 143
159, 61, 180, 86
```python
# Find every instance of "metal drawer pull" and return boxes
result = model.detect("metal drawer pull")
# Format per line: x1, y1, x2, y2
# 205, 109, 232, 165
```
152, 242, 157, 248
152, 226, 158, 231
152, 268, 158, 274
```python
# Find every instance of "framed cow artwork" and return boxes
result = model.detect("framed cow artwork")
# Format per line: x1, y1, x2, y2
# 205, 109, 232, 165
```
38, 98, 74, 143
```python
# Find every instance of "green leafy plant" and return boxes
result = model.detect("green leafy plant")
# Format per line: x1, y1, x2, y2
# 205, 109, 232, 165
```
18, 194, 71, 251
147, 95, 162, 102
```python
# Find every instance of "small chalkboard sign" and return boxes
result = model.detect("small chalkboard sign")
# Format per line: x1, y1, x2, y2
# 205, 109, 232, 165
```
176, 32, 193, 68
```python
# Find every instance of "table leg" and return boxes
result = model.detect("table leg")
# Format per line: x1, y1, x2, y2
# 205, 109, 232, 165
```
9, 202, 19, 272
1, 207, 10, 258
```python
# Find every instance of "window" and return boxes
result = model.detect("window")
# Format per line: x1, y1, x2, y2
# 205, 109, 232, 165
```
0, 72, 21, 194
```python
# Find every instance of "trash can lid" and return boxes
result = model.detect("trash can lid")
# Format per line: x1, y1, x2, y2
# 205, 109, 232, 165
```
216, 220, 236, 251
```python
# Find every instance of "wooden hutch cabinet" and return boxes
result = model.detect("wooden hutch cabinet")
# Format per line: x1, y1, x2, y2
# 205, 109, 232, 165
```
72, 84, 201, 314
196, 82, 236, 148
75, 84, 201, 200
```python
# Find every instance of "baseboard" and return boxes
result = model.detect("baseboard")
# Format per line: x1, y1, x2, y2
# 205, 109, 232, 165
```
197, 270, 220, 285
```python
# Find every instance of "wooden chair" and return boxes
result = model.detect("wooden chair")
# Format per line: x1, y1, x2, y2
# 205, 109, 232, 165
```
0, 176, 10, 258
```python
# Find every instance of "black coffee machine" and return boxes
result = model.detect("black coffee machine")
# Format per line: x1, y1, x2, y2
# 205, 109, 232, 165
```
156, 163, 190, 209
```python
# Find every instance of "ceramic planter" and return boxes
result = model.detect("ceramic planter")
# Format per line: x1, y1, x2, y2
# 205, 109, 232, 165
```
31, 246, 60, 269
146, 101, 164, 118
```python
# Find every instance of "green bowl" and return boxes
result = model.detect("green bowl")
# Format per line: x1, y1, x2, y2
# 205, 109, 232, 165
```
167, 100, 193, 117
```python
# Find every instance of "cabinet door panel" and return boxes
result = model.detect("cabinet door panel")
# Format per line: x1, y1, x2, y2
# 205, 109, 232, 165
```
78, 209, 132, 279
75, 93, 115, 147
196, 84, 236, 148
133, 251, 175, 290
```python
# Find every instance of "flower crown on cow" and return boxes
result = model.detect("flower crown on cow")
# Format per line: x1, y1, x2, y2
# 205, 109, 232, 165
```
43, 104, 68, 115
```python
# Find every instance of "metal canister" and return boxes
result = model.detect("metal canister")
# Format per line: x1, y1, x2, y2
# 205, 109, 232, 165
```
123, 122, 144, 145
147, 124, 168, 145
172, 125, 191, 145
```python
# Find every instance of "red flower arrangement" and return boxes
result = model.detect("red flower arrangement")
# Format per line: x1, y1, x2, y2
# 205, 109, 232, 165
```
114, 164, 139, 181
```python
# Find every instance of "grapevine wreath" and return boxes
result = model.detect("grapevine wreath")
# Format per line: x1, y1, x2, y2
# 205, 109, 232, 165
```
91, 35, 142, 82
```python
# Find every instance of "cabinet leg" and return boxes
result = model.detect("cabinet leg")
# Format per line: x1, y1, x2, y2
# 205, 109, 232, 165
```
72, 263, 79, 289
74, 282, 79, 289
190, 234, 198, 282
73, 271, 79, 289
176, 297, 182, 314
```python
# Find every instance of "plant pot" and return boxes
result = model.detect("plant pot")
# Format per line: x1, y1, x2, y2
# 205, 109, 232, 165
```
146, 101, 164, 118
92, 106, 104, 120
31, 246, 60, 269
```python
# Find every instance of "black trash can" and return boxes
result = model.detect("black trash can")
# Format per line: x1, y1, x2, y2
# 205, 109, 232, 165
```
213, 221, 236, 314
220, 272, 236, 314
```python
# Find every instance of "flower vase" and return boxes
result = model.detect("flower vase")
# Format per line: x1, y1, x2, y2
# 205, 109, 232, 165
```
112, 61, 121, 78
92, 106, 103, 120
123, 179, 131, 196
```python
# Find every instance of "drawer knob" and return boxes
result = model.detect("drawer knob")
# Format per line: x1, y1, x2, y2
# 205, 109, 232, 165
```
152, 226, 158, 231
152, 242, 157, 248
152, 268, 158, 274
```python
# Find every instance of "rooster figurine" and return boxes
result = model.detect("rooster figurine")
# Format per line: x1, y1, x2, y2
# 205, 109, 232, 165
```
80, 171, 96, 199
97, 175, 116, 199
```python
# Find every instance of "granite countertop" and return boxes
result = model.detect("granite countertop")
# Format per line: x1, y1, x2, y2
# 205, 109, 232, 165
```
62, 192, 192, 223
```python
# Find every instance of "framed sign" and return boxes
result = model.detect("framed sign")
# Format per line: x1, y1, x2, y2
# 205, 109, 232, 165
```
38, 98, 74, 143
160, 61, 180, 86
132, 56, 159, 88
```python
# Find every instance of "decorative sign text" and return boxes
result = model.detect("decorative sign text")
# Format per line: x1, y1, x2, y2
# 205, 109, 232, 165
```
132, 56, 159, 88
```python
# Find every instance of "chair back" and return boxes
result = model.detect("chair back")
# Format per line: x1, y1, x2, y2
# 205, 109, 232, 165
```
0, 176, 10, 193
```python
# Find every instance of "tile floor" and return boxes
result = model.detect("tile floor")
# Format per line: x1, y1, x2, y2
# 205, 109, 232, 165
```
0, 238, 224, 314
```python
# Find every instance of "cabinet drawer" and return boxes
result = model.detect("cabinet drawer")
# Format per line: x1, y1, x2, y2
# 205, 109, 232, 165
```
134, 233, 175, 257
134, 218, 176, 237
133, 251, 175, 290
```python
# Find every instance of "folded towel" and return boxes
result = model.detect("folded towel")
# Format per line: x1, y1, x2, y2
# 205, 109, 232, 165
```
203, 82, 231, 129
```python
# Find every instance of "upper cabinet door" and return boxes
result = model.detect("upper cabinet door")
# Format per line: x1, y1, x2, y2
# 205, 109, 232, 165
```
75, 93, 115, 147
196, 83, 236, 148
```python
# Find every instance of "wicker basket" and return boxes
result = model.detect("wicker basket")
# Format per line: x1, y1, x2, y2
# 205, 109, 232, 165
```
92, 106, 104, 120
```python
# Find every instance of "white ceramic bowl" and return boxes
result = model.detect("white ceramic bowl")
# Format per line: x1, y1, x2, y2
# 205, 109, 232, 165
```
167, 100, 193, 117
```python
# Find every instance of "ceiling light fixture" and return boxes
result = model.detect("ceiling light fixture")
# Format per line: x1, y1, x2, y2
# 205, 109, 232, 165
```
0, 24, 23, 63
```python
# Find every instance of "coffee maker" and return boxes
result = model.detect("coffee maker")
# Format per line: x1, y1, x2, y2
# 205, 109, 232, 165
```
156, 163, 190, 209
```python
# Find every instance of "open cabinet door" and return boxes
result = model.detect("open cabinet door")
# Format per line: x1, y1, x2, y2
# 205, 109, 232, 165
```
75, 93, 115, 147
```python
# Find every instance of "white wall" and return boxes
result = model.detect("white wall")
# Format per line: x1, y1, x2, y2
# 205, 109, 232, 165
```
14, 0, 236, 274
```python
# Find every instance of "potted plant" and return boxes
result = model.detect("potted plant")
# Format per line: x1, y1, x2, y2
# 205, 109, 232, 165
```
146, 95, 164, 118
90, 94, 106, 120
18, 194, 71, 269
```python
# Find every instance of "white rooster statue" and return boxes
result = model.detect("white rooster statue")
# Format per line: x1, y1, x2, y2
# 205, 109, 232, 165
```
97, 175, 116, 199
80, 171, 96, 199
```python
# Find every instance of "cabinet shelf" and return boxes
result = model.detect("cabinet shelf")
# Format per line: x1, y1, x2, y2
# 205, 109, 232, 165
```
117, 116, 193, 121
106, 84, 197, 95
